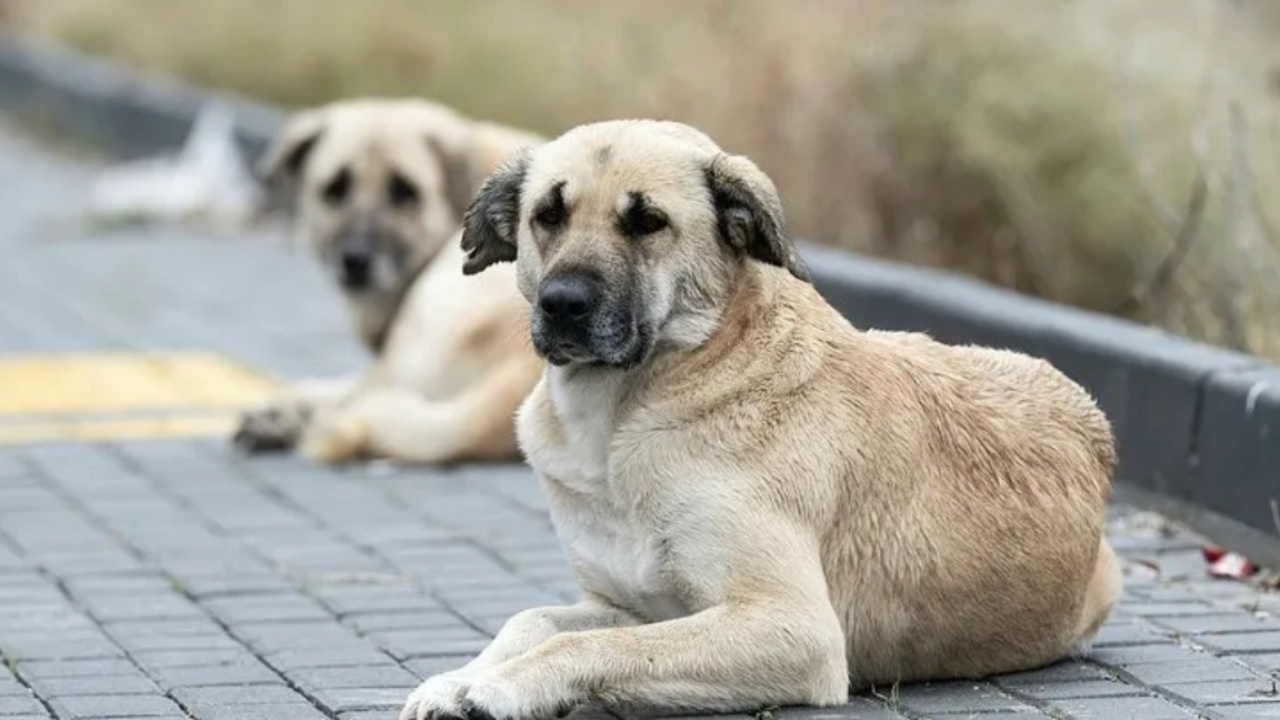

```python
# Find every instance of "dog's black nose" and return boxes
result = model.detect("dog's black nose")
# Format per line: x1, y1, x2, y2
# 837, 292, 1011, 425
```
340, 250, 372, 286
538, 274, 600, 320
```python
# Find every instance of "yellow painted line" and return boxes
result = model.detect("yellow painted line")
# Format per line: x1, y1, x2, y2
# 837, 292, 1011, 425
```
0, 352, 278, 415
0, 351, 278, 445
0, 413, 239, 446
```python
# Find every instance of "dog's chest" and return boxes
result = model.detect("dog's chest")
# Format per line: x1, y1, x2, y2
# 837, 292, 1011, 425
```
520, 370, 688, 621
554, 499, 687, 622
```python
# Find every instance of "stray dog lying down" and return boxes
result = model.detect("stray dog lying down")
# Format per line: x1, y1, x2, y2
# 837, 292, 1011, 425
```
401, 119, 1121, 719
234, 99, 544, 466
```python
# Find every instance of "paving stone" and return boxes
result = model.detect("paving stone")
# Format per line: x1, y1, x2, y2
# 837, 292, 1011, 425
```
109, 630, 242, 654
1011, 678, 1147, 700
22, 674, 158, 698
315, 588, 438, 617
1089, 621, 1177, 647
264, 646, 399, 670
372, 628, 492, 660
81, 595, 203, 623
403, 656, 477, 679
202, 594, 332, 624
46, 694, 182, 719
891, 681, 1030, 715
344, 610, 469, 634
128, 648, 257, 670
995, 661, 1112, 686
1213, 704, 1280, 719
1124, 601, 1225, 617
1152, 613, 1280, 636
1122, 657, 1262, 684
171, 684, 309, 711
145, 661, 284, 690
232, 621, 364, 653
1165, 679, 1280, 705
1244, 654, 1280, 675
182, 703, 330, 720
1199, 632, 1280, 655
285, 665, 418, 690
1087, 642, 1204, 668
0, 634, 126, 661
310, 686, 408, 713
11, 659, 139, 680
0, 695, 45, 716
1047, 695, 1197, 719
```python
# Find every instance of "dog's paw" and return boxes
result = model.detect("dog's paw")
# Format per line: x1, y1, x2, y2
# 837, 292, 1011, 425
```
459, 669, 579, 720
400, 674, 472, 720
232, 405, 308, 453
298, 409, 369, 465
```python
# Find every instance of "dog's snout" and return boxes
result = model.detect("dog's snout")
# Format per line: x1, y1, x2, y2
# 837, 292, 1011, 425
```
538, 275, 600, 321
340, 249, 372, 287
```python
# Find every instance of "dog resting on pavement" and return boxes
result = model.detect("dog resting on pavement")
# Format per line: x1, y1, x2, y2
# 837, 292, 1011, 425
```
400, 119, 1122, 719
233, 99, 544, 465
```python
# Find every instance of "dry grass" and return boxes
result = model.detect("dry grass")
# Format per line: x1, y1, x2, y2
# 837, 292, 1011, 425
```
8, 0, 1280, 359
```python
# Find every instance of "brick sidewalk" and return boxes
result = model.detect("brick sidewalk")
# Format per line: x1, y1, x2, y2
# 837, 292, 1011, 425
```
0, 125, 1278, 720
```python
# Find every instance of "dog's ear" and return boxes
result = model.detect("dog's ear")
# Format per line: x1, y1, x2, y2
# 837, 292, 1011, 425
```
460, 150, 531, 276
705, 153, 809, 281
257, 110, 327, 189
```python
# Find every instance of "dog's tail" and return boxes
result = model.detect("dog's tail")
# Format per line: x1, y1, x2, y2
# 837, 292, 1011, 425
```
1071, 537, 1122, 654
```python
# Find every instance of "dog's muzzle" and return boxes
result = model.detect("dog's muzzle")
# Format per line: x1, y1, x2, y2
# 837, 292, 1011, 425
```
533, 271, 646, 367
338, 248, 373, 290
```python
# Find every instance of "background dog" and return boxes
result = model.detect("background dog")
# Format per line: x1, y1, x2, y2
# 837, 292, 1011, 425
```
400, 119, 1121, 719
233, 99, 544, 465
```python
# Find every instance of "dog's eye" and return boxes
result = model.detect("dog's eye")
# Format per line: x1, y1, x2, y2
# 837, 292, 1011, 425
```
620, 196, 670, 237
533, 182, 568, 230
387, 172, 420, 209
534, 204, 566, 229
321, 168, 351, 206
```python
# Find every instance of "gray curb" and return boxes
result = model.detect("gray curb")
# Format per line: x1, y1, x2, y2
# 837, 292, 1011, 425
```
1, 29, 1277, 568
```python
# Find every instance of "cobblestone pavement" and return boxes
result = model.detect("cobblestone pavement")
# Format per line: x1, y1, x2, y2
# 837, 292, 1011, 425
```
0, 124, 1278, 720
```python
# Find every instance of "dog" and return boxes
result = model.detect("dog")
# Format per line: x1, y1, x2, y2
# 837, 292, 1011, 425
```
232, 99, 544, 465
399, 119, 1122, 719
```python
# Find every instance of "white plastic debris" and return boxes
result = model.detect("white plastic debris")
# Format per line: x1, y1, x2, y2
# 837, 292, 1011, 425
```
88, 101, 262, 230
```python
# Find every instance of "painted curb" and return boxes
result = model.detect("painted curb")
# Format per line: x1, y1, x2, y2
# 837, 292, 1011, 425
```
1, 29, 1276, 567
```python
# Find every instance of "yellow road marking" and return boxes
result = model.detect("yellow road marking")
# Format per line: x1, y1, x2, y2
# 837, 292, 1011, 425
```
0, 413, 239, 446
0, 352, 277, 415
0, 352, 278, 445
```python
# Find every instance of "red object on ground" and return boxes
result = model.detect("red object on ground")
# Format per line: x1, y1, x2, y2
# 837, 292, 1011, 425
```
1203, 546, 1258, 580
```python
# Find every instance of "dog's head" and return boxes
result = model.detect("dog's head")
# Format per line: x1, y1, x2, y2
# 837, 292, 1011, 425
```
259, 99, 537, 296
459, 119, 807, 369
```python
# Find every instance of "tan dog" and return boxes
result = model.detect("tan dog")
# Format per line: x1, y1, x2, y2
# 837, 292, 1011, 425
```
233, 99, 543, 465
399, 119, 1122, 719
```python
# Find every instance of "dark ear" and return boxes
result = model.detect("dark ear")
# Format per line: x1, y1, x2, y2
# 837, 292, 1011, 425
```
705, 153, 809, 281
257, 109, 326, 189
460, 150, 530, 276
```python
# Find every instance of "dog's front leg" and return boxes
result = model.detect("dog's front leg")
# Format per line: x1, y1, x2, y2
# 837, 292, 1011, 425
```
300, 358, 537, 465
400, 599, 639, 720
458, 552, 848, 719
233, 374, 359, 452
